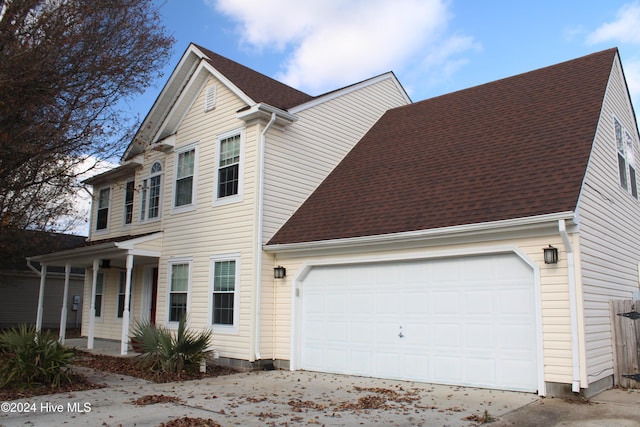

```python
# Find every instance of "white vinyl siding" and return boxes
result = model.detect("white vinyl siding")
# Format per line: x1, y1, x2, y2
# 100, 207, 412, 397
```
262, 76, 410, 242
575, 56, 640, 386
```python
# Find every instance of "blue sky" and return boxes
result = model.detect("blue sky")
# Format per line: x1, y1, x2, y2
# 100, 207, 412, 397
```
123, 0, 640, 121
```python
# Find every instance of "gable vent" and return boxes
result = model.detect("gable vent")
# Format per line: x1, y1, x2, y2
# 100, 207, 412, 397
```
204, 85, 217, 112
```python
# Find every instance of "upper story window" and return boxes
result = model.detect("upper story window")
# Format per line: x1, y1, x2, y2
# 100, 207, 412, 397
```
140, 161, 163, 221
215, 130, 244, 204
174, 146, 197, 209
96, 187, 110, 231
615, 118, 638, 199
123, 180, 135, 225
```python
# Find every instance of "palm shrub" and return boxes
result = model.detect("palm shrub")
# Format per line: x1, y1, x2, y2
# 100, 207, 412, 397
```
0, 324, 74, 388
130, 315, 212, 375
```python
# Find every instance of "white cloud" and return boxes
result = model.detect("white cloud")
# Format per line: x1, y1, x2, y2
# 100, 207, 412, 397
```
624, 57, 640, 111
210, 0, 479, 95
587, 2, 640, 45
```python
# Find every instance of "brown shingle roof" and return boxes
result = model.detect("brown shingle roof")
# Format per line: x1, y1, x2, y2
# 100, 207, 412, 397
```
194, 44, 314, 110
268, 48, 618, 245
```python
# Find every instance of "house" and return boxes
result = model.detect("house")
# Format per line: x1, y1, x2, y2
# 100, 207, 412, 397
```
27, 43, 410, 356
30, 44, 639, 398
265, 48, 640, 397
0, 229, 86, 333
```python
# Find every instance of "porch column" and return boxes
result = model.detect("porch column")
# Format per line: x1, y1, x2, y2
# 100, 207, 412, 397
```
58, 263, 71, 344
35, 264, 47, 331
88, 258, 99, 350
120, 254, 134, 355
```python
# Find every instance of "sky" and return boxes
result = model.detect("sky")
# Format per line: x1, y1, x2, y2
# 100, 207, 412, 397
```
120, 0, 640, 122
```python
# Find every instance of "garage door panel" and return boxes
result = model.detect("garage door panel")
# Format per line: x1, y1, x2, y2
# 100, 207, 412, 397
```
300, 254, 538, 392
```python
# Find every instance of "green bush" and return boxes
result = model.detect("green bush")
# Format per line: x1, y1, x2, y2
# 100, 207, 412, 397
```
0, 324, 74, 389
130, 315, 212, 375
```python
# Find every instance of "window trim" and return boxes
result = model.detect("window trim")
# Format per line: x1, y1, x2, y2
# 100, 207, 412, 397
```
213, 129, 245, 206
209, 253, 240, 333
140, 161, 163, 222
167, 257, 192, 327
95, 187, 111, 233
172, 144, 198, 213
116, 270, 133, 319
94, 272, 104, 318
123, 179, 135, 227
614, 116, 638, 199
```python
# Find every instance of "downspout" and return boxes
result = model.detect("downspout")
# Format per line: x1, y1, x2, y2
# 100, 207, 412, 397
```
255, 112, 277, 361
559, 219, 581, 393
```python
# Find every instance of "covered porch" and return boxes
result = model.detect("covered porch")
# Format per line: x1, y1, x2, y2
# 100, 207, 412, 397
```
27, 232, 162, 355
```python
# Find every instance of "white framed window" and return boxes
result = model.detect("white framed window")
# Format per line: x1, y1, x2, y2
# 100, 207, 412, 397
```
614, 117, 638, 199
94, 272, 104, 318
117, 271, 132, 318
209, 254, 240, 332
174, 145, 198, 210
140, 161, 163, 221
214, 130, 244, 205
168, 258, 191, 324
123, 180, 135, 226
95, 187, 111, 231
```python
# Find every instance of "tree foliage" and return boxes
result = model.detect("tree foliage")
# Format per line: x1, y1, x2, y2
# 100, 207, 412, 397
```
0, 0, 174, 234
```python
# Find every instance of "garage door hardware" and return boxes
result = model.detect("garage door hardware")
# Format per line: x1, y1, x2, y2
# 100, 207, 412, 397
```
617, 311, 640, 320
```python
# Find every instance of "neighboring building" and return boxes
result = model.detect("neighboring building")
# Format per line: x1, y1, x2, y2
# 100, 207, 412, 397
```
31, 45, 640, 398
266, 48, 640, 397
0, 230, 86, 330
28, 43, 410, 355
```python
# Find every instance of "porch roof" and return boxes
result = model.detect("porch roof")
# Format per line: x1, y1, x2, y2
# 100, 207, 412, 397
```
27, 232, 162, 268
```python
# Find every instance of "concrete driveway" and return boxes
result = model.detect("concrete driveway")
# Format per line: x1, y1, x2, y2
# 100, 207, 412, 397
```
1, 367, 639, 426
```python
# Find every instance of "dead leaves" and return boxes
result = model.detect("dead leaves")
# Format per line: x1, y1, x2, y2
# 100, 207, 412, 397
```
158, 417, 221, 427
131, 394, 184, 406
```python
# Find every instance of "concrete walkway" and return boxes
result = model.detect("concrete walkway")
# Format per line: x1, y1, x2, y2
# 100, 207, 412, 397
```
1, 365, 639, 426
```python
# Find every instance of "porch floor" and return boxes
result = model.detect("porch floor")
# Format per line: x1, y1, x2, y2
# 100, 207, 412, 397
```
64, 337, 137, 358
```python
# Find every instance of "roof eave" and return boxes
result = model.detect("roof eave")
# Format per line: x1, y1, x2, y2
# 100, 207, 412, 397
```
265, 211, 577, 253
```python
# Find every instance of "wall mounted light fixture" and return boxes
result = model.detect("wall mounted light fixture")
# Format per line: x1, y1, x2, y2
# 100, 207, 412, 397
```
274, 266, 286, 279
543, 245, 558, 264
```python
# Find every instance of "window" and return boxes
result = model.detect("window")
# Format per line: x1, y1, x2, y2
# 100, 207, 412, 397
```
96, 187, 110, 230
175, 147, 196, 207
140, 162, 163, 221
124, 180, 134, 225
169, 262, 190, 323
117, 271, 132, 318
615, 118, 638, 199
94, 272, 104, 317
210, 255, 239, 330
215, 131, 244, 202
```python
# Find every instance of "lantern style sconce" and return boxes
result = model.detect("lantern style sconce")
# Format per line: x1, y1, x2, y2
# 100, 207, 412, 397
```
274, 266, 286, 279
543, 245, 558, 264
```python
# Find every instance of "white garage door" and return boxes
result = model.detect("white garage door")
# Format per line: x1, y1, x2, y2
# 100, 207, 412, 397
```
300, 253, 538, 392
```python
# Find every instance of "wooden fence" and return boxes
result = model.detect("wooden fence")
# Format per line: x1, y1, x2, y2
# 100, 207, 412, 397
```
610, 299, 640, 389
